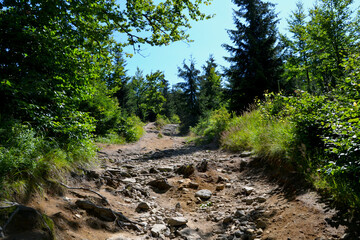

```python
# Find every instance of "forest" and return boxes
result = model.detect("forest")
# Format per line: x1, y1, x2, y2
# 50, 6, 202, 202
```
1, 0, 360, 215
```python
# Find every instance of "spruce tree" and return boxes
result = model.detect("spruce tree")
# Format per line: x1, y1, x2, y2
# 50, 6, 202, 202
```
223, 0, 283, 113
177, 58, 201, 128
199, 55, 223, 115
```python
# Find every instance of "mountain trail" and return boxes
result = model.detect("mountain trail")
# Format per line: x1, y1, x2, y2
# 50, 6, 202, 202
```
20, 123, 350, 239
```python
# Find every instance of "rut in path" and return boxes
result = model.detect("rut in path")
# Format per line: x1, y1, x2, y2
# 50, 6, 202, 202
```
26, 123, 352, 240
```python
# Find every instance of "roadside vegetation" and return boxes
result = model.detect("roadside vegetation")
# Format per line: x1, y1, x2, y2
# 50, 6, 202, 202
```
1, 0, 359, 215
190, 0, 360, 212
0, 0, 211, 199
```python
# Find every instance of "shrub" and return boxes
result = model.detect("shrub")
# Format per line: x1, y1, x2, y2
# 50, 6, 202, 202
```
191, 106, 232, 143
257, 90, 360, 209
155, 114, 170, 129
170, 114, 181, 124
0, 124, 97, 200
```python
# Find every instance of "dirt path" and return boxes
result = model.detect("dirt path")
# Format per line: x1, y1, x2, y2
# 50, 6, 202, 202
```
28, 123, 349, 239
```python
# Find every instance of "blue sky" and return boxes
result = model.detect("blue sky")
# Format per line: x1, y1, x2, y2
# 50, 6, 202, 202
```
122, 0, 315, 86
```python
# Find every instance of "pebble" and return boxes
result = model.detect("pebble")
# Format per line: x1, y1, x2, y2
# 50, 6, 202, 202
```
187, 182, 199, 189
122, 178, 136, 184
243, 186, 255, 195
216, 184, 225, 191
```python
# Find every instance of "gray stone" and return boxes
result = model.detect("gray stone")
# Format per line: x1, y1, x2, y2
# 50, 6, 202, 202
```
196, 159, 208, 172
234, 230, 243, 238
242, 186, 254, 195
195, 189, 212, 200
106, 235, 141, 240
136, 202, 150, 212
167, 216, 188, 226
239, 151, 253, 157
187, 182, 199, 189
223, 216, 233, 224
175, 164, 195, 178
151, 224, 167, 237
245, 198, 255, 205
148, 178, 172, 193
158, 166, 173, 172
234, 210, 245, 218
178, 228, 202, 240
122, 178, 137, 184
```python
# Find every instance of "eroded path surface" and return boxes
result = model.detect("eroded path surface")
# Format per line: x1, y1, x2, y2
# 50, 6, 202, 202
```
30, 123, 348, 240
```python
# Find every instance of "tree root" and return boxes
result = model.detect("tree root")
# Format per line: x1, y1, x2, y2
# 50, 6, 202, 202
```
58, 182, 110, 205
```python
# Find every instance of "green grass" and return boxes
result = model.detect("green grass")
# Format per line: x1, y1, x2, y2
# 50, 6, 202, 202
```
221, 110, 293, 163
0, 124, 97, 201
95, 132, 127, 144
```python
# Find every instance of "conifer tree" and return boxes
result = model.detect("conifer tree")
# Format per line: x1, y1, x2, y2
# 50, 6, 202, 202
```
177, 58, 201, 127
223, 0, 283, 113
199, 55, 223, 114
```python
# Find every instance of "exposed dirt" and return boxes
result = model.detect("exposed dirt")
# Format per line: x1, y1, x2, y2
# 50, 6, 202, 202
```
22, 123, 352, 239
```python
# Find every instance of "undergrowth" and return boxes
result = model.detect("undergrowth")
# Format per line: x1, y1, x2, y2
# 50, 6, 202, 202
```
221, 110, 293, 164
155, 114, 181, 130
191, 106, 232, 144
94, 115, 144, 144
0, 123, 97, 201
193, 90, 360, 211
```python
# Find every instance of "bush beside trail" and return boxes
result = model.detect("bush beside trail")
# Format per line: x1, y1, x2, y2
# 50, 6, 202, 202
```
192, 89, 360, 211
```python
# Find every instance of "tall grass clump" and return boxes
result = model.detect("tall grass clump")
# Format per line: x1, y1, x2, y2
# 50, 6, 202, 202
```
221, 109, 293, 164
0, 123, 97, 200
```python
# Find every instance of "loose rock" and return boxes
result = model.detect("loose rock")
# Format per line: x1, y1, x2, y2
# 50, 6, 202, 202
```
187, 182, 199, 189
195, 189, 212, 200
175, 164, 195, 178
178, 228, 202, 240
136, 202, 150, 213
148, 178, 172, 193
151, 224, 167, 237
167, 217, 188, 226
196, 159, 208, 172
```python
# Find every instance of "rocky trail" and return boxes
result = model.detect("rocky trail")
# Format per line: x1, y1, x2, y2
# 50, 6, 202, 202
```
1, 123, 356, 240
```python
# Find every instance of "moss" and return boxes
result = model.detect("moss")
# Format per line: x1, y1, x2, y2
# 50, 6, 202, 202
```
42, 214, 56, 240
0, 206, 18, 226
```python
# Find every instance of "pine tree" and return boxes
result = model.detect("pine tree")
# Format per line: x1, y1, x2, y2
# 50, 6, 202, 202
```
223, 0, 283, 113
177, 57, 201, 127
127, 68, 147, 120
199, 55, 223, 115
144, 71, 167, 121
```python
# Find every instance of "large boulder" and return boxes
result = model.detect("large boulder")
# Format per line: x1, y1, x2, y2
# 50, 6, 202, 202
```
0, 203, 54, 240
